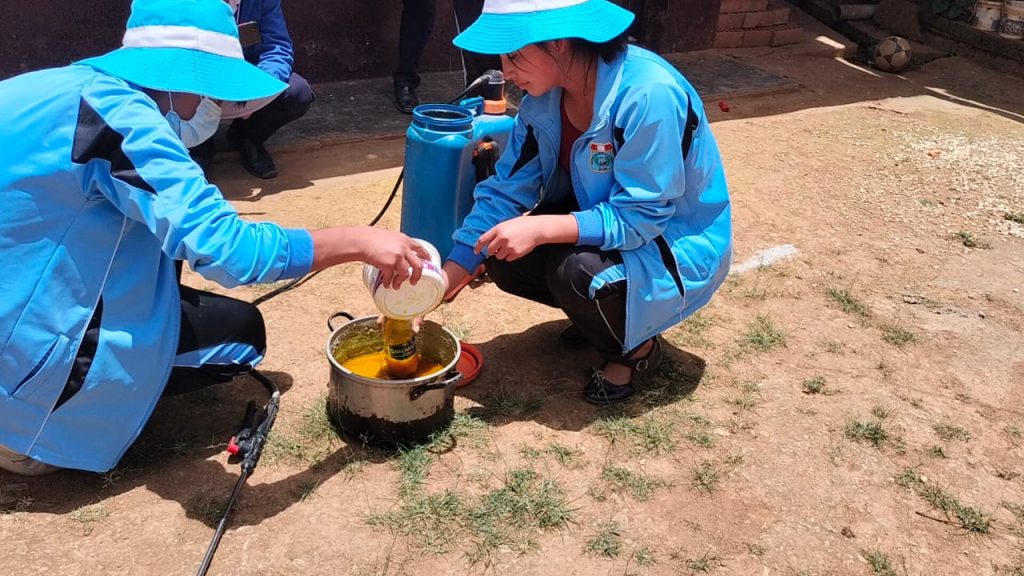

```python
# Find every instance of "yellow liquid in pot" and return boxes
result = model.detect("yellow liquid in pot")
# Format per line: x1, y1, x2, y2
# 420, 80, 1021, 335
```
340, 351, 445, 380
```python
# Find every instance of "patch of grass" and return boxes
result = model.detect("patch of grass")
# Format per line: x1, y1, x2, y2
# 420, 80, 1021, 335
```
544, 442, 586, 469
918, 484, 991, 534
690, 460, 722, 495
70, 504, 110, 536
371, 467, 574, 561
634, 546, 657, 567
592, 415, 676, 454
601, 465, 667, 502
952, 231, 991, 249
844, 419, 889, 448
396, 446, 432, 498
671, 311, 715, 349
861, 549, 897, 576
801, 376, 826, 395
1, 495, 34, 514
739, 315, 787, 352
871, 406, 892, 420
476, 388, 544, 421
683, 413, 717, 448
585, 522, 623, 558
185, 493, 227, 525
822, 339, 845, 354
825, 286, 870, 318
880, 323, 918, 347
727, 381, 762, 411
928, 445, 947, 459
263, 430, 307, 464
683, 551, 721, 573
366, 490, 465, 555
747, 543, 765, 557
742, 284, 769, 301
428, 412, 490, 450
894, 467, 924, 490
933, 423, 971, 442
1006, 212, 1024, 226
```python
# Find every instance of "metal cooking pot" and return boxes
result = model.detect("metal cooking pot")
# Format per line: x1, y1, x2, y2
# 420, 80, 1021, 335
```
325, 312, 462, 445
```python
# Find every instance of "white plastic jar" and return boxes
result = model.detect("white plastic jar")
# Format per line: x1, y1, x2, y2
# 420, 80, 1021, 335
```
362, 239, 445, 319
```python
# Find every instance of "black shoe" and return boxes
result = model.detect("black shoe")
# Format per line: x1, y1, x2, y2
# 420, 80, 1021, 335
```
582, 337, 664, 406
394, 82, 419, 114
228, 127, 277, 179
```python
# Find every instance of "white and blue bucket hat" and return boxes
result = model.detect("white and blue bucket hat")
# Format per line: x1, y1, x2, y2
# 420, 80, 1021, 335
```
454, 0, 635, 55
79, 0, 286, 102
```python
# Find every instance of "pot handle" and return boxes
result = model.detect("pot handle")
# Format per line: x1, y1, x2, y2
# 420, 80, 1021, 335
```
327, 311, 355, 332
409, 371, 462, 401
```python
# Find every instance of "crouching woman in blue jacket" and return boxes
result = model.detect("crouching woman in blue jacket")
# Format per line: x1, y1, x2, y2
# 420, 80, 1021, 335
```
441, 0, 733, 406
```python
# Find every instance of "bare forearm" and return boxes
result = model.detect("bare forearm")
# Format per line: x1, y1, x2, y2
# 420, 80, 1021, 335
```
309, 226, 370, 271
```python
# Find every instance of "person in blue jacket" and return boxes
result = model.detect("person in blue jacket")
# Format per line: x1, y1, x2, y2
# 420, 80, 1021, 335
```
195, 0, 314, 179
0, 0, 430, 476
441, 0, 733, 406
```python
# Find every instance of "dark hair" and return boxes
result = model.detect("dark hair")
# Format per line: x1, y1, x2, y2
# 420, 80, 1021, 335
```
565, 31, 631, 64
522, 31, 629, 86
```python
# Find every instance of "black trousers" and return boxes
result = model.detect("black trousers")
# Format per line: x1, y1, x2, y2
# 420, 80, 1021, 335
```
485, 243, 629, 358
164, 285, 267, 396
452, 0, 502, 86
393, 0, 503, 89
231, 72, 315, 144
393, 0, 436, 88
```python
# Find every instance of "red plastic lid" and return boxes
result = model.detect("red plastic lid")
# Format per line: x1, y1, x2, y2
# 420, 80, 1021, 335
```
455, 342, 483, 388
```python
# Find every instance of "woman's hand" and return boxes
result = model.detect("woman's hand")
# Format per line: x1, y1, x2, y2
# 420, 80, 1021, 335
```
360, 229, 430, 289
475, 214, 579, 260
310, 227, 428, 289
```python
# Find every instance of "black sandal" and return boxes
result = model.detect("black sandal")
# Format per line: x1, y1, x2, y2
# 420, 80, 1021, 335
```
582, 337, 664, 406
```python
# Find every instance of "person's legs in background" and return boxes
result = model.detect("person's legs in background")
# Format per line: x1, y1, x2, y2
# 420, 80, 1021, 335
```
227, 72, 315, 179
393, 0, 436, 114
452, 0, 501, 87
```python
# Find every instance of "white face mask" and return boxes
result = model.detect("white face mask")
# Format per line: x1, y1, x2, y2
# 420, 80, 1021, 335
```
165, 93, 222, 148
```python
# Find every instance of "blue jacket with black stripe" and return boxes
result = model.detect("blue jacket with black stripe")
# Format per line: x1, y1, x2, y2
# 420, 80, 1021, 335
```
448, 45, 733, 353
0, 65, 313, 472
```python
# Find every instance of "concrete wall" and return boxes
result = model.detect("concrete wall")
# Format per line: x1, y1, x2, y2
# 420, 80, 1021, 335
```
0, 0, 719, 83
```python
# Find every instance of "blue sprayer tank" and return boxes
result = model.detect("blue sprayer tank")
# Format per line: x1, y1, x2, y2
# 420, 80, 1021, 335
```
401, 96, 516, 259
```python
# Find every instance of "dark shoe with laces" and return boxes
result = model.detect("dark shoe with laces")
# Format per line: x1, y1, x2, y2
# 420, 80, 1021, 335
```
582, 337, 664, 406
394, 82, 419, 114
558, 324, 588, 350
229, 126, 277, 179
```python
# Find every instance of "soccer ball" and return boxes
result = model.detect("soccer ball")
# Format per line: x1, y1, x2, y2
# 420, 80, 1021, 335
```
873, 36, 912, 73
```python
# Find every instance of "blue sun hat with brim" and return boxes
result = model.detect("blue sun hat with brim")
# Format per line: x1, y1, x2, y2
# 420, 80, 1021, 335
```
78, 0, 286, 102
454, 0, 635, 55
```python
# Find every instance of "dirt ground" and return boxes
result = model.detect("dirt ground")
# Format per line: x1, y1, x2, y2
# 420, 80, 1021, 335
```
3, 45, 1024, 576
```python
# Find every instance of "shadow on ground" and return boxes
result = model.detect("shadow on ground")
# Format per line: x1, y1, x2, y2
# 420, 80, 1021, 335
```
0, 371, 394, 528
455, 319, 708, 432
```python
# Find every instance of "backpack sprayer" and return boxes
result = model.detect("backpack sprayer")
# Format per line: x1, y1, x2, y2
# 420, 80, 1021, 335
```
196, 71, 513, 576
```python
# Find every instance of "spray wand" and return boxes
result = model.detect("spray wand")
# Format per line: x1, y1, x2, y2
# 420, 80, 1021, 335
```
195, 369, 280, 576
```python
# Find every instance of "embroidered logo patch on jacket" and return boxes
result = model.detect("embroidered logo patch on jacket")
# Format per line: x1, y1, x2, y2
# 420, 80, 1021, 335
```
589, 142, 614, 173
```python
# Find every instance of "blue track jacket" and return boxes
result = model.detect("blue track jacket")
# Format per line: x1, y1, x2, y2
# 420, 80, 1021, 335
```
449, 46, 733, 352
0, 65, 313, 472
238, 0, 294, 82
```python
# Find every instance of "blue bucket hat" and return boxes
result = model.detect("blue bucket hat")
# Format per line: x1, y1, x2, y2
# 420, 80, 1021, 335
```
454, 0, 635, 55
78, 0, 286, 102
